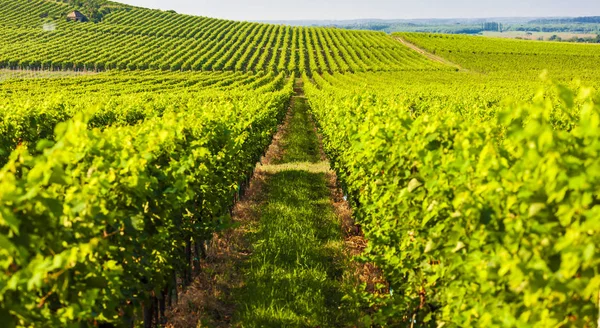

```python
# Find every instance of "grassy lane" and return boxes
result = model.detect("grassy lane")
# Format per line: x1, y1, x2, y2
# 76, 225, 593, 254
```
234, 85, 358, 327
271, 96, 321, 164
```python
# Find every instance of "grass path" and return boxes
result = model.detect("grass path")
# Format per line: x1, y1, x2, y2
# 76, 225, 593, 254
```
233, 82, 358, 327
165, 79, 360, 327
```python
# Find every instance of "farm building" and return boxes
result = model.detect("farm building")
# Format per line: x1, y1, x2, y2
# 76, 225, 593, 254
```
66, 10, 88, 22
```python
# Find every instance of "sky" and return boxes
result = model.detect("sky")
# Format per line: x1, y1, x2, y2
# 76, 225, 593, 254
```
117, 0, 600, 21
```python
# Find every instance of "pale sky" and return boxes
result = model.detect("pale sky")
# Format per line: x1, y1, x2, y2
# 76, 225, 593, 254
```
117, 0, 600, 21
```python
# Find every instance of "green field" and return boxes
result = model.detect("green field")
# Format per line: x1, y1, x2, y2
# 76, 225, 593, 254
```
1, 1, 600, 327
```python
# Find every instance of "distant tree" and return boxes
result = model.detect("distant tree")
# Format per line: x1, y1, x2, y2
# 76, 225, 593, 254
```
454, 28, 483, 34
530, 16, 600, 24
548, 35, 562, 41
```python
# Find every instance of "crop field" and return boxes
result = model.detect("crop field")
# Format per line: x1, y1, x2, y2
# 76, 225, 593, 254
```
398, 32, 600, 75
0, 0, 443, 74
1, 0, 600, 327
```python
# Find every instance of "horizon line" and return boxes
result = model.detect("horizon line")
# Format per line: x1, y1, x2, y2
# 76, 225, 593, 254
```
254, 15, 598, 22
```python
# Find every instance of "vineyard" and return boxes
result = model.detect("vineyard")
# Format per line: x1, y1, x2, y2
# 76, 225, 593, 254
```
305, 71, 600, 326
0, 71, 294, 326
0, 0, 443, 73
1, 0, 600, 327
397, 32, 600, 75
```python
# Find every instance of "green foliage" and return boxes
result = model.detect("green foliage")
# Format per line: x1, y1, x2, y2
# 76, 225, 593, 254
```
0, 71, 294, 326
0, 70, 286, 165
397, 32, 600, 74
0, 0, 443, 74
306, 70, 600, 326
2, 2, 600, 326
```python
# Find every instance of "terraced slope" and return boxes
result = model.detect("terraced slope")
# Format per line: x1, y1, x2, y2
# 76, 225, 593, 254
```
0, 0, 444, 73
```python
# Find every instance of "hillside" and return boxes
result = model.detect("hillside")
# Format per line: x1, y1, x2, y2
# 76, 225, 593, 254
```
397, 32, 600, 74
2, 1, 600, 327
0, 0, 444, 73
